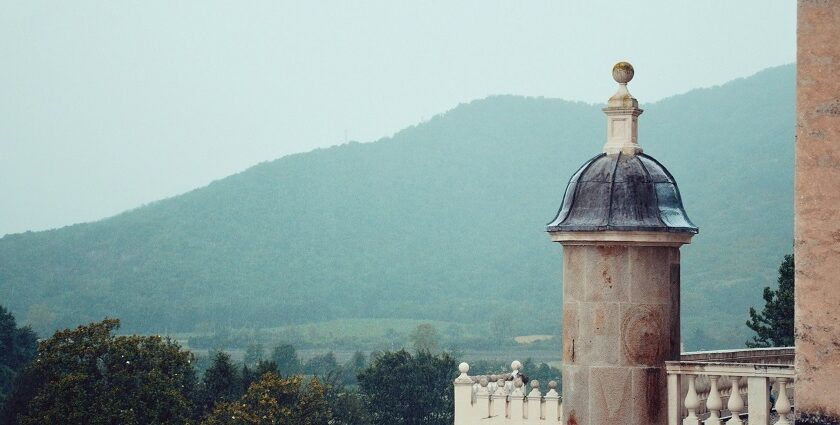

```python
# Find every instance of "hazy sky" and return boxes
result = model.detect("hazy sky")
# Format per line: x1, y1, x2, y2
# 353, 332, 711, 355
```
0, 1, 795, 236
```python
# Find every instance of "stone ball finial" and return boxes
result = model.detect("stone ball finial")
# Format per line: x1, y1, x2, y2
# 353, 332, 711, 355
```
479, 376, 488, 386
612, 61, 634, 84
514, 378, 524, 388
511, 360, 522, 371
458, 362, 469, 374
548, 380, 558, 390
530, 380, 540, 389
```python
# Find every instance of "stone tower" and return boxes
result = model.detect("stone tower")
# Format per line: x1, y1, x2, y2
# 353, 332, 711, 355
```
546, 63, 697, 425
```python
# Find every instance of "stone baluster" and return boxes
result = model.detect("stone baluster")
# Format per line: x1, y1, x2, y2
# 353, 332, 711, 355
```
489, 374, 499, 395
774, 377, 792, 425
695, 375, 710, 416
726, 376, 745, 425
747, 376, 770, 425
526, 380, 542, 421
544, 380, 561, 422
476, 376, 491, 420
683, 375, 701, 425
491, 378, 507, 424
509, 378, 525, 425
703, 375, 722, 425
453, 363, 474, 425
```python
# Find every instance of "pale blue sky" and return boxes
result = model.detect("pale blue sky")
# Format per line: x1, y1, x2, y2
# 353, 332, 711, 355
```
0, 1, 795, 236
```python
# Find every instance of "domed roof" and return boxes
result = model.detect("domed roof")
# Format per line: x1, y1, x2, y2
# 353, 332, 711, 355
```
546, 152, 697, 233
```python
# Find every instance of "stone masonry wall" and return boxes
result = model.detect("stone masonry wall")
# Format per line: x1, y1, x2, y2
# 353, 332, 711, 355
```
796, 1, 840, 422
561, 245, 680, 425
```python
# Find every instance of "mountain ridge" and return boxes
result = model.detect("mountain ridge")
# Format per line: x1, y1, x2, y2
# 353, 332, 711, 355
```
0, 64, 795, 349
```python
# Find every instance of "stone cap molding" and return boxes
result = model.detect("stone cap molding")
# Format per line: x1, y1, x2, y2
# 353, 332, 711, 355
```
548, 230, 694, 246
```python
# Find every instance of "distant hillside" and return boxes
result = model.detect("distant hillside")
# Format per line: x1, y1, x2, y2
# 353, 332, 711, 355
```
0, 65, 794, 349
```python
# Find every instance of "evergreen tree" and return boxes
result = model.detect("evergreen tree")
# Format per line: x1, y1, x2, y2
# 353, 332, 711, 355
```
201, 351, 242, 414
243, 342, 264, 367
0, 305, 38, 405
746, 254, 795, 348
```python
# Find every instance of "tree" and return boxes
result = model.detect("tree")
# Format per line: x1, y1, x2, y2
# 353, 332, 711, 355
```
201, 372, 330, 425
200, 351, 242, 414
408, 324, 440, 353
321, 370, 369, 425
340, 351, 367, 385
271, 344, 302, 377
3, 318, 196, 425
243, 342, 264, 367
357, 350, 457, 425
746, 254, 795, 348
0, 305, 38, 404
242, 360, 279, 393
304, 352, 339, 377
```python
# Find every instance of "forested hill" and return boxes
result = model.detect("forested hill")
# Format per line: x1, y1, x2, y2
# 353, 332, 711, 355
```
0, 64, 794, 348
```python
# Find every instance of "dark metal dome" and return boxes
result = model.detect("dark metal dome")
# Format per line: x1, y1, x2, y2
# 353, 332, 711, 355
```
546, 152, 698, 233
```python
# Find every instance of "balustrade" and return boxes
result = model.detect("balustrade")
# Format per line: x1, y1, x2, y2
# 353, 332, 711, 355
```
666, 361, 795, 425
454, 361, 562, 425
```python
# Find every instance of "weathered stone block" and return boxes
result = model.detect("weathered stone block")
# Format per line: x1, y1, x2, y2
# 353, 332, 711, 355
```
588, 367, 633, 425
628, 246, 673, 304
582, 245, 629, 302
579, 302, 621, 365
620, 303, 671, 367
561, 365, 589, 425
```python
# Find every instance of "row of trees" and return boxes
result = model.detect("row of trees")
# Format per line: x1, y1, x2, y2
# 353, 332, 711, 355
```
0, 316, 465, 424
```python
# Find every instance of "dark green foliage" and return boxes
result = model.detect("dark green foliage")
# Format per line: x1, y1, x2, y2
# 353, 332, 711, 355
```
271, 344, 302, 377
0, 65, 795, 348
2, 319, 196, 425
357, 350, 458, 425
321, 370, 369, 425
0, 306, 37, 406
746, 254, 795, 348
200, 351, 242, 414
339, 351, 367, 385
242, 359, 280, 393
304, 352, 339, 377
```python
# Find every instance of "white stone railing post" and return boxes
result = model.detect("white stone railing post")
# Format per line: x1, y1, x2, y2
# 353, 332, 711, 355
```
509, 379, 525, 425
454, 362, 474, 425
476, 376, 491, 421
491, 377, 507, 424
544, 380, 561, 422
668, 372, 682, 425
526, 380, 542, 420
747, 376, 770, 424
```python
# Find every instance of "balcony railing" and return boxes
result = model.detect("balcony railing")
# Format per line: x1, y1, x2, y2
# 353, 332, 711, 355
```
667, 347, 795, 425
453, 362, 562, 424
453, 348, 794, 425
